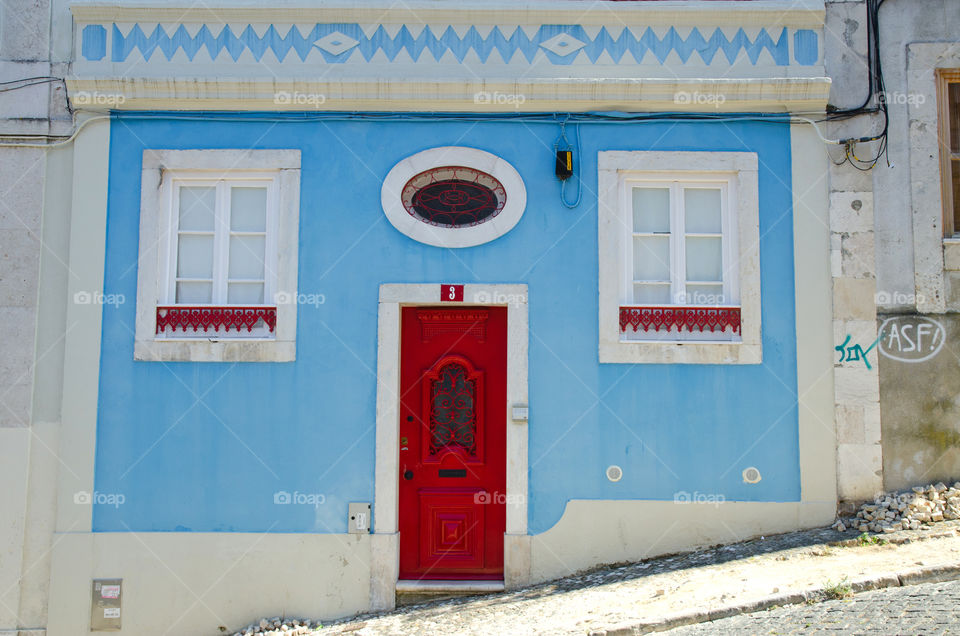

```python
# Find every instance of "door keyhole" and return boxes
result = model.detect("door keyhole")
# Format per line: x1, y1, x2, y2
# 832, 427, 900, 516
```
403, 470, 414, 480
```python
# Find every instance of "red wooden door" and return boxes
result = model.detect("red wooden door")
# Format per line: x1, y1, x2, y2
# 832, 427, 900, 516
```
398, 306, 507, 580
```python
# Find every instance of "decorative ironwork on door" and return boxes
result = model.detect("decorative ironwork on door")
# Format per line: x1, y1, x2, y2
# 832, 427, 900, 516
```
429, 363, 477, 456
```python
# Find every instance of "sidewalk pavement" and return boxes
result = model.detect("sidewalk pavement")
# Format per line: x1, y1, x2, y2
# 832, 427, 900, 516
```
318, 521, 960, 635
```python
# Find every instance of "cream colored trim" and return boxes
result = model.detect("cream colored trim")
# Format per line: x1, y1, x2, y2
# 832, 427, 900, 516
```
54, 117, 110, 533
790, 123, 836, 508
598, 151, 762, 364
371, 283, 529, 608
69, 1, 826, 28
381, 147, 526, 248
65, 78, 831, 114
133, 149, 301, 362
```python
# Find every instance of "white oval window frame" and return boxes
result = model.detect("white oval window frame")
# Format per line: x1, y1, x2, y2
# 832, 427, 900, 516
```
381, 146, 527, 248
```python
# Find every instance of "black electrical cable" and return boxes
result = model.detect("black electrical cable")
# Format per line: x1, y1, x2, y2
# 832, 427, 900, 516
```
824, 0, 889, 168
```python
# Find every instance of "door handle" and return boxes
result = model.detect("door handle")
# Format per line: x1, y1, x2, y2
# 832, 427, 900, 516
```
403, 470, 414, 480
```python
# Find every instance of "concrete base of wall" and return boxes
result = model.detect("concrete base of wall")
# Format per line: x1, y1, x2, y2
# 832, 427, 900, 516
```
529, 500, 835, 583
45, 533, 372, 636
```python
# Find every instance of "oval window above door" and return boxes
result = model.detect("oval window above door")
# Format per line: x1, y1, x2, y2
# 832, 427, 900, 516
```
381, 146, 527, 248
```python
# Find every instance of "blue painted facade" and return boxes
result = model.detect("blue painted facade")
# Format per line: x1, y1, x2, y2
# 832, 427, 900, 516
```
94, 114, 798, 535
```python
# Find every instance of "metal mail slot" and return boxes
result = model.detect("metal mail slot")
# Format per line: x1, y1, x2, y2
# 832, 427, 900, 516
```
438, 469, 467, 478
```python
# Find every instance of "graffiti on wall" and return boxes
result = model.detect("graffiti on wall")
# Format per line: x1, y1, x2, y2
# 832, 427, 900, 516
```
836, 332, 883, 370
878, 316, 946, 363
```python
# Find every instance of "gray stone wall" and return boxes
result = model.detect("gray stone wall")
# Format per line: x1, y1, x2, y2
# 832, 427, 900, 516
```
0, 0, 70, 630
877, 314, 960, 492
825, 0, 960, 501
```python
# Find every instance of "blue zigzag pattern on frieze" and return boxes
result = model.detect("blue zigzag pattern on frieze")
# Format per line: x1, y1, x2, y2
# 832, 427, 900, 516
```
99, 23, 816, 66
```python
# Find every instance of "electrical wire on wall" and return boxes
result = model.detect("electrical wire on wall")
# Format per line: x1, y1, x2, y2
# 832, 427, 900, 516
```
823, 0, 889, 171
553, 117, 582, 209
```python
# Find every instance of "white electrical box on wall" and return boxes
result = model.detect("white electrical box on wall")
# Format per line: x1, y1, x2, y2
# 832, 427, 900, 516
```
512, 404, 529, 422
348, 502, 371, 533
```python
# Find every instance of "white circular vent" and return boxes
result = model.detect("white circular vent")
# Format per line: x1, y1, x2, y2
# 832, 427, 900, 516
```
606, 465, 623, 482
381, 146, 527, 248
742, 466, 762, 484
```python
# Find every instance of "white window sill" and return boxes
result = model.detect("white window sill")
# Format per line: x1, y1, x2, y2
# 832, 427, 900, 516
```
944, 238, 960, 271
134, 339, 295, 362
600, 341, 762, 365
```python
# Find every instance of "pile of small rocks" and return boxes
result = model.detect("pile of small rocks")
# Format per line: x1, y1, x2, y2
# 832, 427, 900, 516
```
833, 482, 960, 534
229, 617, 320, 635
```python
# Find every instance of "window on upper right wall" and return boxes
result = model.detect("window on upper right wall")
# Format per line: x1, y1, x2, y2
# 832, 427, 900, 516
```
625, 175, 739, 342
598, 151, 762, 364
940, 70, 960, 237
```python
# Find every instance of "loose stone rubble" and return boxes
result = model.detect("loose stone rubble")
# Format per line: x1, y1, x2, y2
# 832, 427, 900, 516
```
229, 617, 320, 635
833, 482, 960, 534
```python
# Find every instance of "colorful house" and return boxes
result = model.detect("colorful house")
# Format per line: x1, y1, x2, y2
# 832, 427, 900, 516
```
3, 0, 841, 633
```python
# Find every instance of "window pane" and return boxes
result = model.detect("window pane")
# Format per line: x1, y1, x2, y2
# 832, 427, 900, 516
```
231, 187, 267, 232
950, 82, 959, 155
632, 188, 670, 233
685, 236, 722, 282
633, 283, 671, 304
227, 282, 264, 304
683, 284, 725, 305
177, 235, 214, 278
176, 281, 212, 304
178, 187, 216, 232
953, 159, 960, 232
684, 188, 722, 233
633, 236, 670, 281
228, 235, 266, 279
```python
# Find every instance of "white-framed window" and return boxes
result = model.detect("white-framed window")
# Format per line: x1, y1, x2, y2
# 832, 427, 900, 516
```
165, 174, 276, 309
598, 151, 762, 364
134, 149, 301, 362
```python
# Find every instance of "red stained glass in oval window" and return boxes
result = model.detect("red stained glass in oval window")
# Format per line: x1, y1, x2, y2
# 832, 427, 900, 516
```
402, 166, 507, 228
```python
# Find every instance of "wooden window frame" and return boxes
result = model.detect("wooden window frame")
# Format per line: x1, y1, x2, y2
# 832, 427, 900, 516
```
937, 69, 960, 237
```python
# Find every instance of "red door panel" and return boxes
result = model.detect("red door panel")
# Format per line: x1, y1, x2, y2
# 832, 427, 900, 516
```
399, 307, 507, 580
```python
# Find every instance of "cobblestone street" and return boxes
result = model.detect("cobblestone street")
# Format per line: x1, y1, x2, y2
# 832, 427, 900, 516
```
667, 578, 960, 635
315, 523, 960, 636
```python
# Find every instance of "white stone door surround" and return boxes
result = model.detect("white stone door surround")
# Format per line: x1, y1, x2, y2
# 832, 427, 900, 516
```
370, 283, 530, 608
